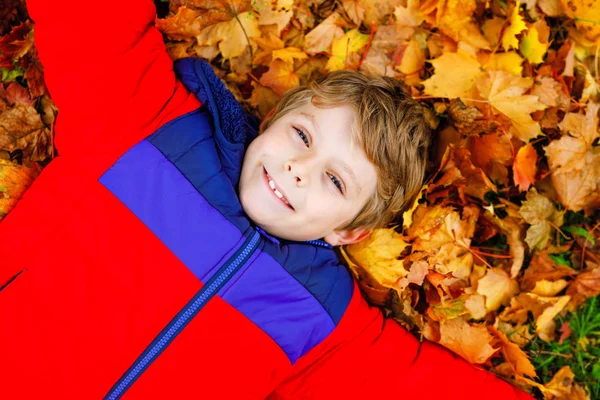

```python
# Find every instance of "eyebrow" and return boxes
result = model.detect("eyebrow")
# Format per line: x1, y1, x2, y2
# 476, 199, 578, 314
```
299, 112, 362, 195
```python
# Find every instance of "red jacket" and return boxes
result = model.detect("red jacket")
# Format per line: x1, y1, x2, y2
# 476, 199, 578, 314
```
0, 0, 534, 398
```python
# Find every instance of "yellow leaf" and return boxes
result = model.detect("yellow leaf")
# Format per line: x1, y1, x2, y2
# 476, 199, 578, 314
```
397, 38, 425, 83
489, 326, 537, 378
422, 51, 482, 98
393, 0, 423, 27
342, 0, 367, 26
304, 12, 344, 55
531, 279, 569, 296
482, 16, 506, 48
483, 51, 524, 75
436, 0, 490, 49
196, 12, 261, 59
476, 71, 547, 142
560, 0, 600, 41
477, 269, 520, 312
344, 228, 410, 289
326, 29, 370, 72
536, 295, 571, 342
259, 59, 299, 96
502, 6, 527, 50
520, 26, 548, 64
254, 0, 293, 34
271, 47, 308, 64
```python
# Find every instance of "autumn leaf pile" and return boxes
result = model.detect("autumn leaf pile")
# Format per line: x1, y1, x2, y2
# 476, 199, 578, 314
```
1, 0, 599, 397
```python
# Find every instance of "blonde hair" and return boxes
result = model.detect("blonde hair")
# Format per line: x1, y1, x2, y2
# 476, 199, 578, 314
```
259, 70, 431, 230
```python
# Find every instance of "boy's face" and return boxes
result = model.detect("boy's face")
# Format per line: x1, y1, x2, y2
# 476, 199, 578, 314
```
239, 102, 377, 244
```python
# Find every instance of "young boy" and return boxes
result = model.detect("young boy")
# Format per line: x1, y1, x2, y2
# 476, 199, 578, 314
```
0, 0, 533, 399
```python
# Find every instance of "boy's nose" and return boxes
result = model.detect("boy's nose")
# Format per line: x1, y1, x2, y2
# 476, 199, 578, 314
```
285, 160, 310, 187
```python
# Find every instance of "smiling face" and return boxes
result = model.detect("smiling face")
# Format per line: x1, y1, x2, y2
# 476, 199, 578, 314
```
238, 102, 378, 243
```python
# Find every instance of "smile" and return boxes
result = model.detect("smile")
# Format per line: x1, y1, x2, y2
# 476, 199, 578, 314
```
264, 167, 294, 210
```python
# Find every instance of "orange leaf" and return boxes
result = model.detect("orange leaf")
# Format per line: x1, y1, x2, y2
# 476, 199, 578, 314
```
489, 326, 537, 378
438, 317, 499, 364
513, 143, 538, 191
259, 59, 299, 96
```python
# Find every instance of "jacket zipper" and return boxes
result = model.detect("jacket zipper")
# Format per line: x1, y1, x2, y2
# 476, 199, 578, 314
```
105, 230, 261, 400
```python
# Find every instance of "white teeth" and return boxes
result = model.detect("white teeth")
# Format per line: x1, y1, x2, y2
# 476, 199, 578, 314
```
274, 189, 283, 199
269, 179, 276, 190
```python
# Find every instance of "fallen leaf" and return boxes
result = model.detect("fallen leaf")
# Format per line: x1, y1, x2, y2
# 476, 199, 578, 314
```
0, 159, 41, 220
259, 59, 299, 96
196, 11, 261, 59
477, 268, 520, 312
519, 25, 549, 64
271, 47, 308, 64
513, 143, 538, 191
519, 188, 564, 250
423, 51, 482, 99
531, 279, 569, 296
304, 12, 344, 55
502, 6, 527, 51
559, 0, 600, 41
438, 317, 499, 364
566, 262, 600, 309
326, 29, 369, 71
489, 326, 537, 378
342, 0, 366, 26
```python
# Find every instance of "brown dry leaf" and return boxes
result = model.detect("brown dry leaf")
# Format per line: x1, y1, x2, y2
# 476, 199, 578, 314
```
489, 326, 537, 378
0, 102, 52, 161
360, 0, 402, 26
519, 188, 564, 250
544, 102, 600, 213
476, 71, 547, 142
476, 268, 520, 312
303, 12, 344, 55
430, 145, 497, 201
489, 214, 526, 278
342, 0, 366, 26
359, 23, 414, 77
566, 262, 600, 310
398, 260, 429, 290
521, 251, 577, 292
248, 81, 279, 119
513, 143, 538, 192
438, 317, 499, 364
531, 76, 570, 109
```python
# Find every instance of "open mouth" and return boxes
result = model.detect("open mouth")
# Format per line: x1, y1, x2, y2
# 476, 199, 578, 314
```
264, 167, 294, 210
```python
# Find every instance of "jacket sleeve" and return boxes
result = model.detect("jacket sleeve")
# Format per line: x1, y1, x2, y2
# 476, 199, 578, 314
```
268, 285, 534, 400
26, 0, 197, 159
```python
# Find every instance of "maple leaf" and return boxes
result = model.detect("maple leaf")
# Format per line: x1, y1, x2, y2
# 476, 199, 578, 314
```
476, 268, 519, 312
530, 75, 570, 109
0, 102, 51, 161
359, 23, 413, 77
196, 11, 261, 59
544, 102, 600, 213
519, 188, 564, 250
342, 0, 366, 26
395, 37, 425, 85
393, 0, 423, 27
326, 29, 369, 72
559, 0, 600, 41
344, 228, 410, 289
513, 143, 538, 191
303, 12, 344, 55
360, 0, 403, 26
259, 59, 299, 96
438, 317, 499, 364
566, 261, 600, 310
519, 25, 549, 64
422, 51, 482, 99
502, 6, 527, 51
248, 81, 279, 119
483, 51, 524, 75
476, 70, 547, 142
489, 326, 537, 378
271, 47, 308, 64
398, 260, 429, 290
435, 0, 490, 49
0, 20, 33, 70
521, 251, 577, 292
155, 6, 205, 40
428, 296, 469, 322
254, 0, 293, 35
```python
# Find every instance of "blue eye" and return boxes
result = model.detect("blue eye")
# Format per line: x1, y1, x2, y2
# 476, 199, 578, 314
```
328, 173, 345, 194
294, 127, 310, 147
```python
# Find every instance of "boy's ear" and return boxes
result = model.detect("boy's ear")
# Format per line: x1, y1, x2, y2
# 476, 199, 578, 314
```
323, 227, 372, 246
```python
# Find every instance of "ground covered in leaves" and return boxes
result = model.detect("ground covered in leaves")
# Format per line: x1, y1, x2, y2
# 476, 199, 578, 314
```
1, 0, 599, 398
